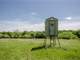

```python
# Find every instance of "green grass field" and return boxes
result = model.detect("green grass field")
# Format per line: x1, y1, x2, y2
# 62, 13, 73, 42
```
0, 39, 80, 60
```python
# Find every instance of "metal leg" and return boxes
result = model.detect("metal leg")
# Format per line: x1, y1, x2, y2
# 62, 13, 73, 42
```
49, 36, 55, 47
43, 37, 47, 48
57, 38, 61, 48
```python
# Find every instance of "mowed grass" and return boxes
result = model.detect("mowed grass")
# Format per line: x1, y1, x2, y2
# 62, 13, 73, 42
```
0, 39, 80, 60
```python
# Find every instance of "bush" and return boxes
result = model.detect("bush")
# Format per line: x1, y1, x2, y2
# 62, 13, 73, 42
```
35, 32, 46, 38
58, 31, 78, 39
74, 30, 80, 38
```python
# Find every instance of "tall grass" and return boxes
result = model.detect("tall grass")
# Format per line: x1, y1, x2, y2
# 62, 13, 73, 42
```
0, 39, 80, 60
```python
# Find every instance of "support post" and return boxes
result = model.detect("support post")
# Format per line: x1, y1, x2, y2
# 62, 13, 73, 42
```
44, 38, 47, 48
49, 36, 56, 47
57, 38, 61, 48
53, 37, 56, 47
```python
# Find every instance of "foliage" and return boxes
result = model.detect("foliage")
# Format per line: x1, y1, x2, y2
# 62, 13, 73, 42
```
73, 30, 80, 38
0, 30, 80, 39
58, 31, 78, 39
35, 32, 46, 38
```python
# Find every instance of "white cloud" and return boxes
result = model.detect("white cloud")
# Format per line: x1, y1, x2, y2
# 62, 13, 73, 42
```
31, 12, 37, 16
65, 17, 72, 20
0, 20, 44, 32
17, 22, 44, 31
59, 20, 80, 30
0, 17, 80, 32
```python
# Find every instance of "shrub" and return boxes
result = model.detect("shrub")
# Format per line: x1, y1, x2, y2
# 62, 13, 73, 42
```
58, 31, 78, 39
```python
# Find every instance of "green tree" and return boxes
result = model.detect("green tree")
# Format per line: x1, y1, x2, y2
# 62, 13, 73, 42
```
1, 32, 9, 38
21, 31, 27, 38
35, 32, 46, 38
58, 31, 78, 39
7, 32, 13, 38
74, 30, 80, 38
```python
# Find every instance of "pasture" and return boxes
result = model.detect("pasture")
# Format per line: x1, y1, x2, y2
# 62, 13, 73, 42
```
0, 39, 80, 60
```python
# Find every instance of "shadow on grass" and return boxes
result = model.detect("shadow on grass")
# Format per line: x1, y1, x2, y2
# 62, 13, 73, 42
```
31, 45, 58, 51
31, 45, 45, 51
31, 45, 68, 51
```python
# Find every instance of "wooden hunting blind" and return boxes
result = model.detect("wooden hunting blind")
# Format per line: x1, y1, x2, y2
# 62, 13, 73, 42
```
45, 17, 58, 37
44, 17, 60, 47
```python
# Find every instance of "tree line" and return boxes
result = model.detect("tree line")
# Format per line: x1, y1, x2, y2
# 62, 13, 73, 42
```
0, 30, 80, 39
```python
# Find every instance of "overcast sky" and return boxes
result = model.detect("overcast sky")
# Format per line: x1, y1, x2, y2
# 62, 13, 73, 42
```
0, 0, 80, 31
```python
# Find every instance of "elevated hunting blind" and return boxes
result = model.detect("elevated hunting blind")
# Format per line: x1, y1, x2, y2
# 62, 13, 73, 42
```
44, 17, 60, 47
45, 17, 58, 36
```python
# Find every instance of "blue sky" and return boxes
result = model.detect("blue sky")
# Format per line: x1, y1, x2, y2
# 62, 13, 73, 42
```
0, 0, 80, 31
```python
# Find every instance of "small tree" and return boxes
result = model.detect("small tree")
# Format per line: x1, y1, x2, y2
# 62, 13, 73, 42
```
35, 32, 46, 38
7, 32, 13, 38
58, 31, 78, 39
21, 31, 27, 38
75, 30, 80, 38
